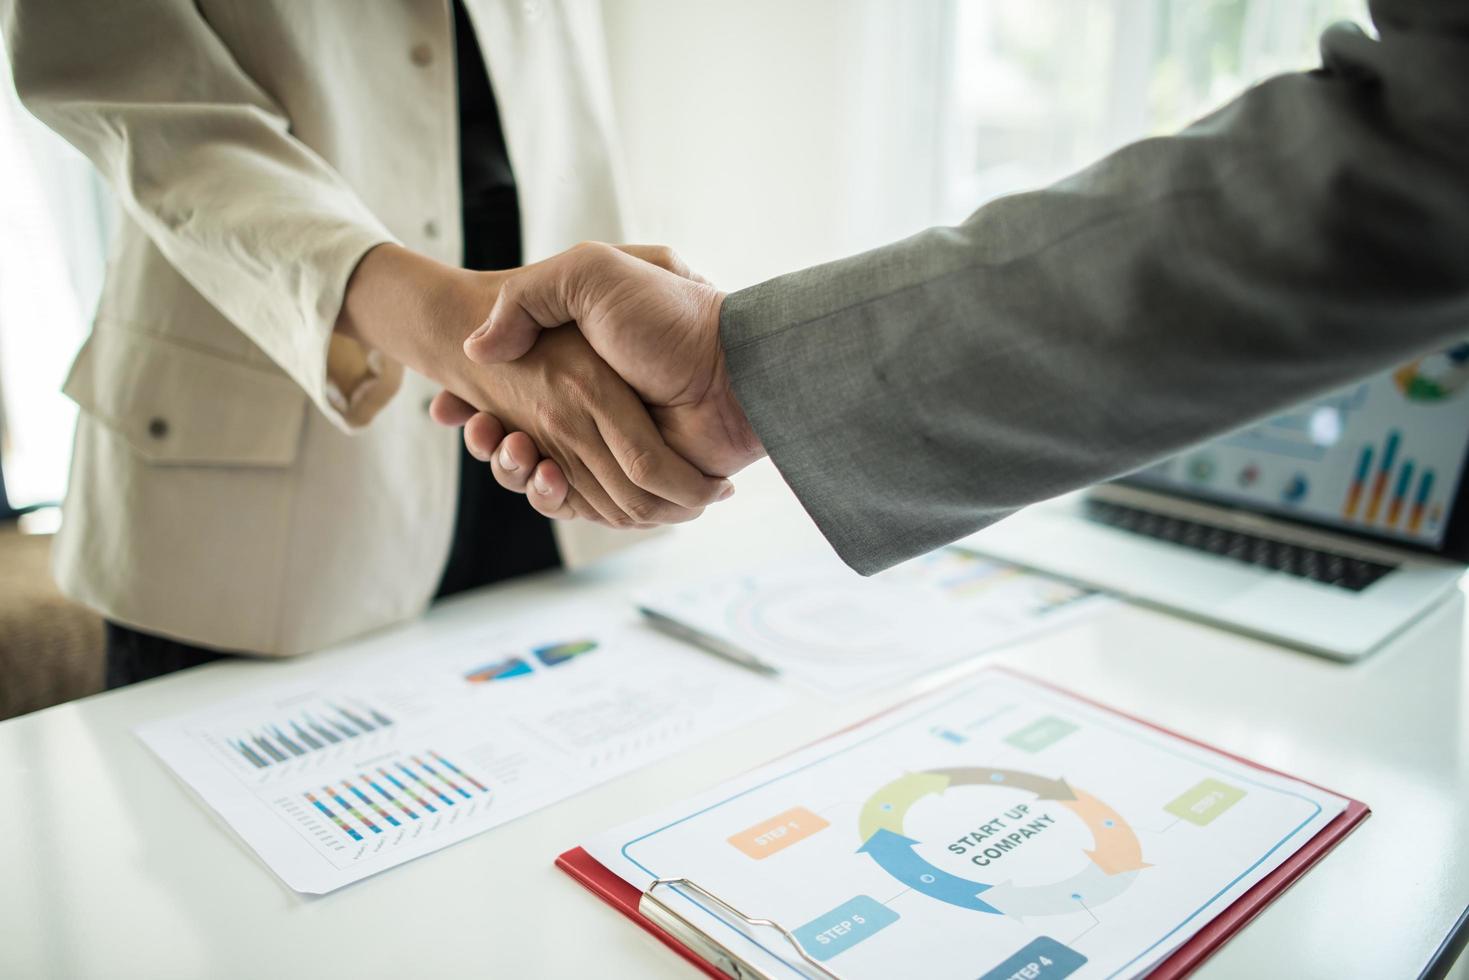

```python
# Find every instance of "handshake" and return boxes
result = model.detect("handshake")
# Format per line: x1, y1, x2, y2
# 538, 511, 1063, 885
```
408, 240, 763, 525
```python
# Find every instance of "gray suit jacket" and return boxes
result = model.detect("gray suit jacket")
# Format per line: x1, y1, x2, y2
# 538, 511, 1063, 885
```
721, 0, 1469, 575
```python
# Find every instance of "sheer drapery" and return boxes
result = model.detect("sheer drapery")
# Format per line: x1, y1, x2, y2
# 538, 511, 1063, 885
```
942, 0, 1370, 221
0, 44, 110, 512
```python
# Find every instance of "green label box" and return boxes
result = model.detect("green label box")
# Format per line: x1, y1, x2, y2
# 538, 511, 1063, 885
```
1004, 716, 1079, 753
1165, 778, 1246, 826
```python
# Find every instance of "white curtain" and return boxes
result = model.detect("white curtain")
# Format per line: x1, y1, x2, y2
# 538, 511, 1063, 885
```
0, 44, 111, 511
941, 0, 1371, 221
601, 0, 1367, 290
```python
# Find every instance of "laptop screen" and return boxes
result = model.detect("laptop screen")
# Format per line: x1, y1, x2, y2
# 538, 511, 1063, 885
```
1122, 343, 1469, 553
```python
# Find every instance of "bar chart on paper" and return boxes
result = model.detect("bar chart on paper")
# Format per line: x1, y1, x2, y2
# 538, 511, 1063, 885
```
225, 699, 396, 769
280, 750, 494, 856
135, 609, 791, 893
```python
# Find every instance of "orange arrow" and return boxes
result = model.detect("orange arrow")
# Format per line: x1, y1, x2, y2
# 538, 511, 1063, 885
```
1062, 789, 1150, 875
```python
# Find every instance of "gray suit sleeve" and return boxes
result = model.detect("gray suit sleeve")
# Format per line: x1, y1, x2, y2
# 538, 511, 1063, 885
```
721, 2, 1469, 575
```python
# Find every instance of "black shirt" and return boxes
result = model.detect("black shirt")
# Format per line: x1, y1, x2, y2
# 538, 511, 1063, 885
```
434, 0, 559, 599
454, 0, 521, 273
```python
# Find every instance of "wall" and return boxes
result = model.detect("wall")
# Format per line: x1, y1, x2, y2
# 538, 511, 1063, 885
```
599, 0, 950, 292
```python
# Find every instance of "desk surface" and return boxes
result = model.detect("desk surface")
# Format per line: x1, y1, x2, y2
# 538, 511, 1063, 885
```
3, 466, 1467, 979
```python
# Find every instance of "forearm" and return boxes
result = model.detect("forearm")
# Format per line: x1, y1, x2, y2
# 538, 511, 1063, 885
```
335, 244, 488, 386
2, 0, 399, 429
722, 13, 1469, 574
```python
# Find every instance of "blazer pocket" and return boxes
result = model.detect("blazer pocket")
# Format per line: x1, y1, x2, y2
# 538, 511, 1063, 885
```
63, 327, 308, 467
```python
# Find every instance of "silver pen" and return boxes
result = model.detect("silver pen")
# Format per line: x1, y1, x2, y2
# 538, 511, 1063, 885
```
638, 606, 782, 678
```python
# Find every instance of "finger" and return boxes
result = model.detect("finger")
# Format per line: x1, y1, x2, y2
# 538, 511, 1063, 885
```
572, 433, 704, 527
593, 382, 732, 509
430, 390, 478, 427
488, 431, 540, 494
564, 489, 611, 525
500, 452, 595, 524
461, 411, 506, 464
555, 447, 646, 527
526, 459, 574, 518
466, 242, 622, 363
612, 244, 709, 284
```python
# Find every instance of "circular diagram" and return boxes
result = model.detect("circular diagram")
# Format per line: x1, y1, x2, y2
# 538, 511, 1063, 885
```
856, 768, 1147, 917
728, 579, 939, 660
1394, 344, 1469, 402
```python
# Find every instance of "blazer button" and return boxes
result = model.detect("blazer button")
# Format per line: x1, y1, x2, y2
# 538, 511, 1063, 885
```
410, 43, 433, 67
147, 417, 169, 439
423, 219, 440, 239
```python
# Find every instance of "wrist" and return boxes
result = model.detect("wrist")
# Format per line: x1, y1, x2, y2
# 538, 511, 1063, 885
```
336, 244, 500, 386
703, 291, 766, 470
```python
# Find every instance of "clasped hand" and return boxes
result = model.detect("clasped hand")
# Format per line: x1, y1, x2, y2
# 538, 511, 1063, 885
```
339, 243, 751, 528
430, 242, 765, 524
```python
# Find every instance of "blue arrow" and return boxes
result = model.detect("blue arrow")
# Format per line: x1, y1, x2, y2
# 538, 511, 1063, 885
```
857, 829, 1000, 914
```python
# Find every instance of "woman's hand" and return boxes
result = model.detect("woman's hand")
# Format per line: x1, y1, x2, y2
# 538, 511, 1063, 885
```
440, 326, 732, 526
335, 244, 730, 527
430, 391, 584, 520
430, 242, 761, 523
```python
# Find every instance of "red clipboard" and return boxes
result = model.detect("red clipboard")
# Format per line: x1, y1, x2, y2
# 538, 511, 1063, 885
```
557, 669, 1370, 979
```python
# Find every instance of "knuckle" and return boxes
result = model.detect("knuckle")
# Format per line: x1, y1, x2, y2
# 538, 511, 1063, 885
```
570, 240, 614, 267
623, 448, 663, 489
623, 491, 674, 525
653, 246, 685, 275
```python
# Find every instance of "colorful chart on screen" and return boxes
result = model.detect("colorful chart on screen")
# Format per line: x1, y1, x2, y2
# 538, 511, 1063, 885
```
136, 610, 790, 893
1132, 344, 1469, 547
586, 671, 1347, 980
639, 548, 1108, 697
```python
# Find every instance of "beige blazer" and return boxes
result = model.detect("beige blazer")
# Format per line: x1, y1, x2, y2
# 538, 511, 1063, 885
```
2, 0, 642, 655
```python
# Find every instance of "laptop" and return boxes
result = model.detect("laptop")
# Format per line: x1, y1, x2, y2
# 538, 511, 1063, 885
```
961, 344, 1469, 660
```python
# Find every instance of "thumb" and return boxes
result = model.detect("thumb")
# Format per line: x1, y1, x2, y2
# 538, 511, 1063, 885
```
465, 242, 624, 363
464, 272, 565, 364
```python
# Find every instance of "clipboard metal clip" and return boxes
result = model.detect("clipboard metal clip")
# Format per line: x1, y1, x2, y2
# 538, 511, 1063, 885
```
641, 876, 847, 980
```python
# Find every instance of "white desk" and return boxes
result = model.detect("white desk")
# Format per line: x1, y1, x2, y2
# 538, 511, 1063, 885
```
3, 467, 1467, 979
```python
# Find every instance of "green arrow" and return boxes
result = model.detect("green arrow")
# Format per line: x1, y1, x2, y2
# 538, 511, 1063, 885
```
858, 771, 951, 840
927, 767, 1076, 801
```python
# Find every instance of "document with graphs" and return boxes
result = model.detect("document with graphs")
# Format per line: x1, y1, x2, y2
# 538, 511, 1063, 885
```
137, 605, 790, 894
638, 547, 1110, 697
574, 670, 1365, 980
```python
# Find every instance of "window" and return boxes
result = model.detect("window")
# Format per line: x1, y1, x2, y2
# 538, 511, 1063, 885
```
0, 46, 111, 515
941, 0, 1371, 222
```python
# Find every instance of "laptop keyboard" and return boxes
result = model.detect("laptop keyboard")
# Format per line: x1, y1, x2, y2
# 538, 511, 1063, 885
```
1083, 499, 1398, 592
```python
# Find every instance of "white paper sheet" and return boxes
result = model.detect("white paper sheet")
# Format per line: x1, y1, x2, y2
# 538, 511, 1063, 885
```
585, 670, 1348, 980
638, 548, 1111, 697
137, 608, 791, 893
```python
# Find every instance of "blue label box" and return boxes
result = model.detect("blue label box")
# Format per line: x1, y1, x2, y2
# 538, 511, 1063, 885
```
978, 936, 1088, 980
792, 895, 899, 962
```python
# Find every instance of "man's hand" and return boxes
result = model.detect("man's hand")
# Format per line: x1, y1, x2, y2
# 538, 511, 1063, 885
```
431, 242, 766, 521
337, 243, 731, 527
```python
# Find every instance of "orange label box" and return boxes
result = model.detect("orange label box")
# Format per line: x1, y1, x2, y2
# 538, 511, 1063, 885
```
727, 806, 830, 859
